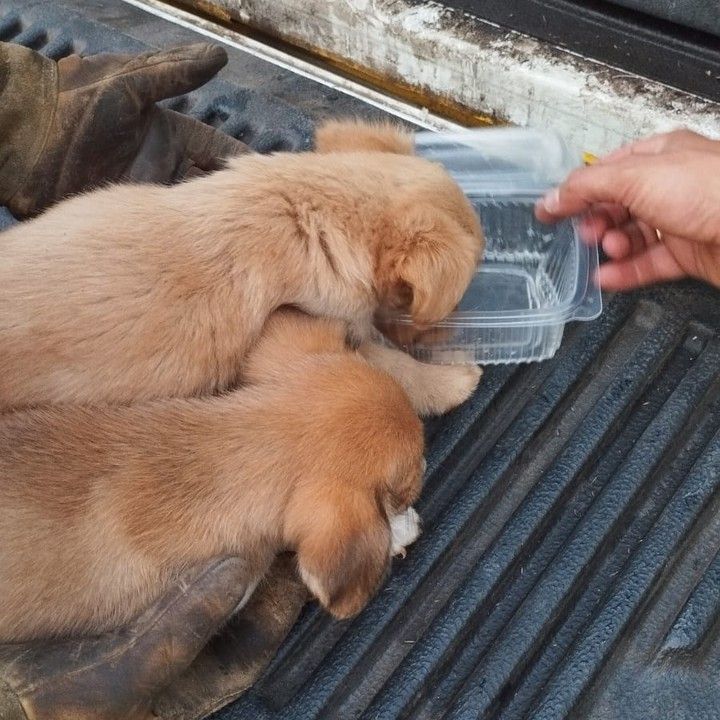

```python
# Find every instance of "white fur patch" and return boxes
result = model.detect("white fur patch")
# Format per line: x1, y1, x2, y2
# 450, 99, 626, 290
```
390, 506, 421, 558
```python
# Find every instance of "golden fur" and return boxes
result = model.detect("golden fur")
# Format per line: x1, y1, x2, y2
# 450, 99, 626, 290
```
0, 311, 431, 641
315, 118, 416, 155
0, 121, 485, 641
0, 120, 483, 409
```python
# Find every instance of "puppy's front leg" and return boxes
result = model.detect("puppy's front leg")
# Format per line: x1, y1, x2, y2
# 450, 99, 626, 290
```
359, 342, 481, 416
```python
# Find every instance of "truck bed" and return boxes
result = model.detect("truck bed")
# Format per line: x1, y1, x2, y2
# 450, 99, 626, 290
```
2, 2, 719, 718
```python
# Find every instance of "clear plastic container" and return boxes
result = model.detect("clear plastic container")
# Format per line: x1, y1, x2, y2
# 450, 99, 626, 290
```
380, 127, 602, 365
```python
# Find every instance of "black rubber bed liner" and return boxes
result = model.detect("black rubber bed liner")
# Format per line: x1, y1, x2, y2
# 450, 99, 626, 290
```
2, 2, 720, 719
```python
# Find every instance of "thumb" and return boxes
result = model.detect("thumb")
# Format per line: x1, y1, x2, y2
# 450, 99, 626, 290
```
126, 44, 228, 103
60, 44, 228, 104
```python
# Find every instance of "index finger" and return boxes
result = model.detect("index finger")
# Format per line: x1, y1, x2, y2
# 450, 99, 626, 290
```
599, 129, 720, 164
535, 162, 644, 223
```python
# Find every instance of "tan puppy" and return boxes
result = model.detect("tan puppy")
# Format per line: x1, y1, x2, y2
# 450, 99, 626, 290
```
0, 310, 429, 642
0, 120, 483, 410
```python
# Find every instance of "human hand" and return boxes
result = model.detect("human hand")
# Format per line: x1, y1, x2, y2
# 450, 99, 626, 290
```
535, 129, 720, 290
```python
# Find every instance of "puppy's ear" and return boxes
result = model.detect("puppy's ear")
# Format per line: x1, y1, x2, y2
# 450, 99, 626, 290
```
289, 485, 391, 619
378, 206, 481, 327
315, 119, 414, 155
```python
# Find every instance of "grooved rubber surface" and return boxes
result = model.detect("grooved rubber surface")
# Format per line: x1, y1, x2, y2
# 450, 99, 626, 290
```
2, 2, 720, 719
228, 288, 720, 720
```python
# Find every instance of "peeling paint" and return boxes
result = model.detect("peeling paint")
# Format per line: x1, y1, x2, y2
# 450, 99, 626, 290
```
175, 0, 720, 154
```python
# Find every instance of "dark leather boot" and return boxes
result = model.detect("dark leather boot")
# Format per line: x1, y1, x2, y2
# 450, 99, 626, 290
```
0, 41, 250, 217
0, 556, 308, 720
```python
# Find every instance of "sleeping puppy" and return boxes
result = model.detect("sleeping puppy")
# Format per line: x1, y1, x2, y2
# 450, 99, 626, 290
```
0, 120, 483, 410
0, 310, 428, 642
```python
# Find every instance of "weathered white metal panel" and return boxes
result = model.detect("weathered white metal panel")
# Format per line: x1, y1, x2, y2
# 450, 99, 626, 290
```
176, 0, 720, 154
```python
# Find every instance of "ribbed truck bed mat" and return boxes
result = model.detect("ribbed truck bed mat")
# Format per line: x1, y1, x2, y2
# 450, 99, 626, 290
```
230, 283, 720, 720
1, 2, 719, 719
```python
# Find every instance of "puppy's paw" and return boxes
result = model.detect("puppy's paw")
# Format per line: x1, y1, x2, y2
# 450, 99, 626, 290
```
390, 507, 421, 558
410, 363, 482, 416
437, 364, 482, 412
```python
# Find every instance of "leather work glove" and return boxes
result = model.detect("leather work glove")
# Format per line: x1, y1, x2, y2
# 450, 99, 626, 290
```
0, 41, 250, 217
0, 555, 308, 720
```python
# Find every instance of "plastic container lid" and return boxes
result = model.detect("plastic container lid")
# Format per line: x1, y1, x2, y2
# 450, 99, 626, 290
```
414, 126, 580, 195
